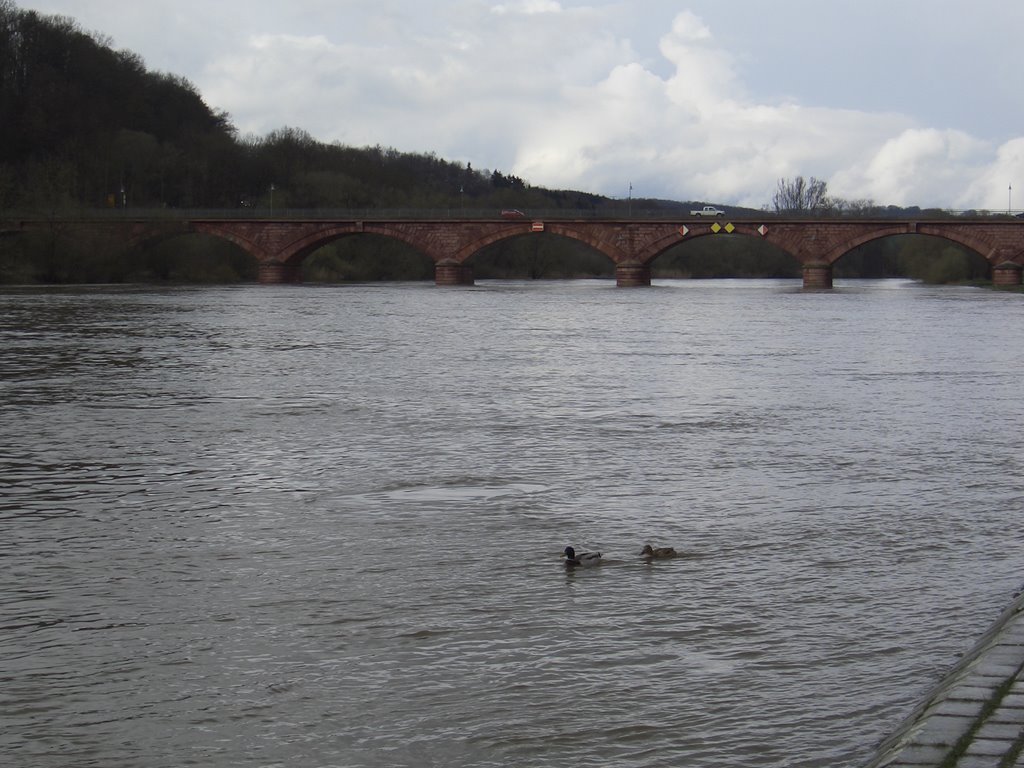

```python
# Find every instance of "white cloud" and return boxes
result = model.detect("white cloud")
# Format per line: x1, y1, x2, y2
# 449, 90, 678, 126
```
832, 129, 991, 208
510, 12, 920, 207
961, 138, 1024, 212
491, 0, 562, 15
23, 0, 1024, 209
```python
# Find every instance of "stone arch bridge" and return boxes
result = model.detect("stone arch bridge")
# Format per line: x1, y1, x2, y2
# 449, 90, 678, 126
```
7, 215, 1024, 288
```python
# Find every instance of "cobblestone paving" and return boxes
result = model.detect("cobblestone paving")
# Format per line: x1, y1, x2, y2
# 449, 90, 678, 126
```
865, 594, 1024, 767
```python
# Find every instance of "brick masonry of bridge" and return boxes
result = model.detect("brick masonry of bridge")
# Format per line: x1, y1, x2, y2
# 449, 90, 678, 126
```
185, 218, 1024, 288
863, 591, 1024, 767
3, 216, 1023, 288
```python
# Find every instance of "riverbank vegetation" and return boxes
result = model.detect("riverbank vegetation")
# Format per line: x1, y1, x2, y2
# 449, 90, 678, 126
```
0, 1, 997, 285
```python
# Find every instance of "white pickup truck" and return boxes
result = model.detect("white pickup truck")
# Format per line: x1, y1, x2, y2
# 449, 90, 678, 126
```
690, 205, 726, 217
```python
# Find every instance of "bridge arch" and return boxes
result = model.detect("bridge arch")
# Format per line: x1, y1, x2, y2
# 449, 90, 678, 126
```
447, 221, 628, 265
835, 232, 991, 282
281, 223, 434, 264
298, 231, 435, 281
811, 223, 1022, 287
915, 224, 1014, 264
468, 230, 616, 279
185, 221, 267, 259
116, 225, 257, 281
190, 220, 443, 283
813, 223, 914, 264
649, 230, 802, 279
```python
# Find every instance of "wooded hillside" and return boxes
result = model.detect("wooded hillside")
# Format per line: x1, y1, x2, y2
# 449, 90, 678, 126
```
0, 1, 990, 284
0, 0, 612, 214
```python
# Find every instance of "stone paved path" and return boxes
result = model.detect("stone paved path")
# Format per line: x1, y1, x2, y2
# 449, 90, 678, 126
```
864, 593, 1024, 767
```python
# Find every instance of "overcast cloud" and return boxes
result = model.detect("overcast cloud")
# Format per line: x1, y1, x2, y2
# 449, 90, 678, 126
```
22, 0, 1024, 209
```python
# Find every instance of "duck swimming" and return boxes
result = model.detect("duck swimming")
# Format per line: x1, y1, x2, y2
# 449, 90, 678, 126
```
640, 544, 678, 559
564, 546, 602, 567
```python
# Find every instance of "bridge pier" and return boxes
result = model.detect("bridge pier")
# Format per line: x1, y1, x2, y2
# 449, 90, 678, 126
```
616, 262, 651, 287
258, 261, 302, 284
993, 261, 1023, 287
435, 260, 474, 286
802, 261, 833, 290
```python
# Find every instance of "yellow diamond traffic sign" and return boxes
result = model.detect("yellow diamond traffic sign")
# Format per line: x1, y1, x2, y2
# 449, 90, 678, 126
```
710, 222, 722, 233
724, 222, 735, 233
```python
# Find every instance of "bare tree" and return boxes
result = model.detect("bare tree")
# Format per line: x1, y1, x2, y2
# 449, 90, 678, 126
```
772, 176, 830, 213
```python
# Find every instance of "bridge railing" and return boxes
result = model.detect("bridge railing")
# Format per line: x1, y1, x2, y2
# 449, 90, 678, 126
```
0, 207, 636, 221
2, 206, 1021, 222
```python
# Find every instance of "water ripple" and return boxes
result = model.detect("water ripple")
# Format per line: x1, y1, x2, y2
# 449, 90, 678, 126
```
1, 281, 1022, 767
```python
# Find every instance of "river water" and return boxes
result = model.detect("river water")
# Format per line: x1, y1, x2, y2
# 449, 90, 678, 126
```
1, 278, 1023, 768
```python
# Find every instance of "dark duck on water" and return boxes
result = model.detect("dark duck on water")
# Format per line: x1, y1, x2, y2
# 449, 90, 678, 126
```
563, 546, 602, 567
640, 544, 678, 559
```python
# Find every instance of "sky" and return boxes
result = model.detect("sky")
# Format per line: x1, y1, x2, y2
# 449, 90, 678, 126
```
21, 0, 1024, 210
